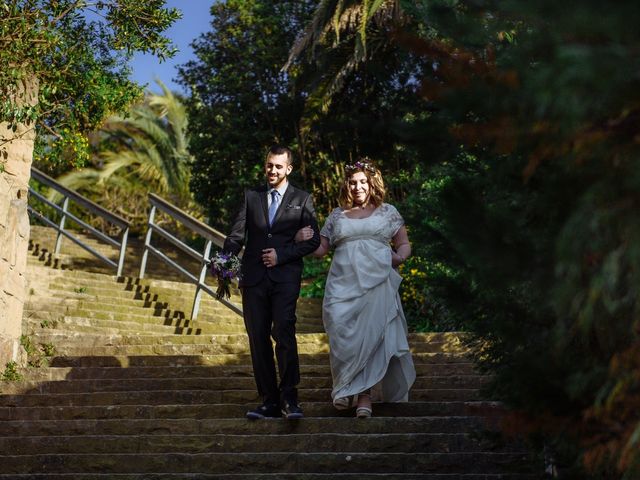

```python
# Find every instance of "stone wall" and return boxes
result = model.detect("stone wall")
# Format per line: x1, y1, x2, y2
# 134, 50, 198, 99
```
0, 77, 38, 368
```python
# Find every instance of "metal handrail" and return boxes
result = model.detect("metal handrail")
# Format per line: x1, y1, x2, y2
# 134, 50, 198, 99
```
139, 193, 242, 319
28, 167, 130, 276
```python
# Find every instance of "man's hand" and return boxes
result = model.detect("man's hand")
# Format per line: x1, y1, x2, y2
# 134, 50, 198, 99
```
262, 248, 278, 268
295, 225, 314, 243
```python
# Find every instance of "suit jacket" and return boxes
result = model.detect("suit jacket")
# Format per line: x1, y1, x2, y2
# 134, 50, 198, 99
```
223, 183, 320, 287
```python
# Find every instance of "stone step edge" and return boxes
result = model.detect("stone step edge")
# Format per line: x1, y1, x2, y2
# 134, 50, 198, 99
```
0, 400, 502, 408
11, 363, 477, 376
0, 475, 540, 479
0, 386, 481, 403
0, 433, 527, 454
24, 331, 462, 344
35, 353, 473, 367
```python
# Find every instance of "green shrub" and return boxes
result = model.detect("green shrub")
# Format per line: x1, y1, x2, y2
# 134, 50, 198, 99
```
300, 256, 331, 298
1, 361, 23, 382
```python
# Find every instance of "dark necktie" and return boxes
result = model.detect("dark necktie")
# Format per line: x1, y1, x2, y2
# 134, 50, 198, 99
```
268, 190, 280, 226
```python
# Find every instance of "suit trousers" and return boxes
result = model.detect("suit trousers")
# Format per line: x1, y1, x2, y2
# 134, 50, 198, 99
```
241, 276, 301, 405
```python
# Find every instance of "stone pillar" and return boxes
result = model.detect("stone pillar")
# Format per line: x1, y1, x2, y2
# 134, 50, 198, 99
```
0, 77, 38, 368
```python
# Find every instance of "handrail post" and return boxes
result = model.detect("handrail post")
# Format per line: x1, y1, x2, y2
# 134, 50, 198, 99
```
139, 205, 156, 279
117, 226, 129, 277
54, 196, 69, 254
29, 167, 131, 275
191, 239, 213, 320
138, 193, 242, 317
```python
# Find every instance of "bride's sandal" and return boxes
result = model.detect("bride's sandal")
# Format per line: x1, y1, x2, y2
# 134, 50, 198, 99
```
333, 396, 355, 410
355, 393, 372, 418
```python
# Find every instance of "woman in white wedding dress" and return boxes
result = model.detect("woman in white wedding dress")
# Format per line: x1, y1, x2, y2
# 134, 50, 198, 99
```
297, 160, 416, 417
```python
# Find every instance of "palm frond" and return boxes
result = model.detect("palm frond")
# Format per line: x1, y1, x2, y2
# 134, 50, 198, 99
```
49, 170, 102, 203
284, 0, 397, 71
283, 0, 341, 71
149, 80, 189, 138
332, 0, 347, 44
55, 81, 193, 203
97, 151, 138, 182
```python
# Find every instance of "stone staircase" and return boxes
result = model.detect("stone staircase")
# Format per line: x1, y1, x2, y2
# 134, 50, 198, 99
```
0, 225, 541, 478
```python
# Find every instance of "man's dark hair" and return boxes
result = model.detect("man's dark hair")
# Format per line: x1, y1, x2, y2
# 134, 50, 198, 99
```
266, 145, 293, 165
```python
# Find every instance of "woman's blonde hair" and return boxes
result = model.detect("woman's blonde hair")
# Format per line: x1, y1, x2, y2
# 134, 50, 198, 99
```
338, 158, 386, 209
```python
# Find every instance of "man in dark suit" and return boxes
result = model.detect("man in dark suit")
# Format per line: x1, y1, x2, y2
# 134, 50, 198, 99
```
223, 145, 320, 419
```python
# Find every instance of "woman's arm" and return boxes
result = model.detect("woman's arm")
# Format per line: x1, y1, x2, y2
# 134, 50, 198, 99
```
295, 226, 330, 258
391, 226, 411, 268
312, 235, 330, 258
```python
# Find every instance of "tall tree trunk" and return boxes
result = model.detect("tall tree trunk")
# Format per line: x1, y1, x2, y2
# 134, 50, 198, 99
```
0, 77, 38, 368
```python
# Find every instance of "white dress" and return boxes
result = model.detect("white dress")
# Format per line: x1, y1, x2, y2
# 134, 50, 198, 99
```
320, 203, 416, 406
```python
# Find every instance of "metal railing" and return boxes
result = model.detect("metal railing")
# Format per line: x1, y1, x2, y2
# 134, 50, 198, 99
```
139, 193, 242, 319
28, 168, 130, 276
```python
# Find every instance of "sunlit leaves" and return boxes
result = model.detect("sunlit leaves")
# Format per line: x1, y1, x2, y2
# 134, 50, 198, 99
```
0, 0, 179, 167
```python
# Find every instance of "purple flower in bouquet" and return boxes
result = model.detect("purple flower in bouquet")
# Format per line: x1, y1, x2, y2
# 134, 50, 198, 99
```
209, 251, 242, 300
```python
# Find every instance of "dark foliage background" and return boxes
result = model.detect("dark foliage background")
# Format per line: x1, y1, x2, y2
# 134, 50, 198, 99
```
177, 1, 640, 477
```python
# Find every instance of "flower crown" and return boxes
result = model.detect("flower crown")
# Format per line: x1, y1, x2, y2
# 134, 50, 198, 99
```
345, 159, 376, 175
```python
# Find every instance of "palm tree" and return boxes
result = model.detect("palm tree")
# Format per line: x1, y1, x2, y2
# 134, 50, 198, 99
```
55, 79, 193, 203
283, 0, 402, 111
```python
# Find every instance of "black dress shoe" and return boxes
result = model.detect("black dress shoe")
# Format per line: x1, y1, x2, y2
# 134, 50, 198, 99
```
246, 403, 282, 420
282, 401, 304, 419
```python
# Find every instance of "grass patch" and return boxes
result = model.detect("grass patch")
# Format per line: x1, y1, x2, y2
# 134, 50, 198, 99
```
20, 334, 55, 368
1, 361, 23, 381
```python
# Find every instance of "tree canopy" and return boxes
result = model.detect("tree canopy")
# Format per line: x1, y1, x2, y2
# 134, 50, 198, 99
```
0, 0, 180, 167
177, 0, 316, 226
178, 0, 434, 227
388, 1, 640, 477
3, 1, 638, 477
181, 0, 640, 477
52, 80, 195, 233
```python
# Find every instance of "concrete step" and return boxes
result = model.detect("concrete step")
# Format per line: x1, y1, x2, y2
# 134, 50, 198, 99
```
30, 321, 320, 336
22, 344, 468, 359
26, 311, 238, 328
12, 362, 478, 381
28, 300, 322, 328
27, 331, 463, 350
42, 351, 472, 368
23, 226, 537, 477
0, 416, 500, 436
24, 310, 245, 334
28, 294, 320, 322
0, 374, 487, 396
27, 286, 232, 311
25, 308, 321, 335
27, 329, 466, 345
0, 474, 540, 480
24, 297, 240, 324
28, 226, 207, 280
28, 286, 245, 314
0, 401, 503, 421
25, 309, 322, 334
25, 272, 245, 321
0, 431, 517, 454
21, 332, 467, 360
25, 295, 321, 326
26, 281, 320, 327
30, 272, 239, 299
0, 388, 482, 406
28, 348, 457, 364
0, 451, 535, 475
25, 317, 246, 336
26, 266, 321, 310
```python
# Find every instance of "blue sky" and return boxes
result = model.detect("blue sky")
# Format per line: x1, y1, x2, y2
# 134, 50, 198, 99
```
129, 1, 213, 95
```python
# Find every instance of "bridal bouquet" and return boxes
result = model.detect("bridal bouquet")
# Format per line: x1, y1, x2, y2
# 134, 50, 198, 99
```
209, 251, 242, 300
